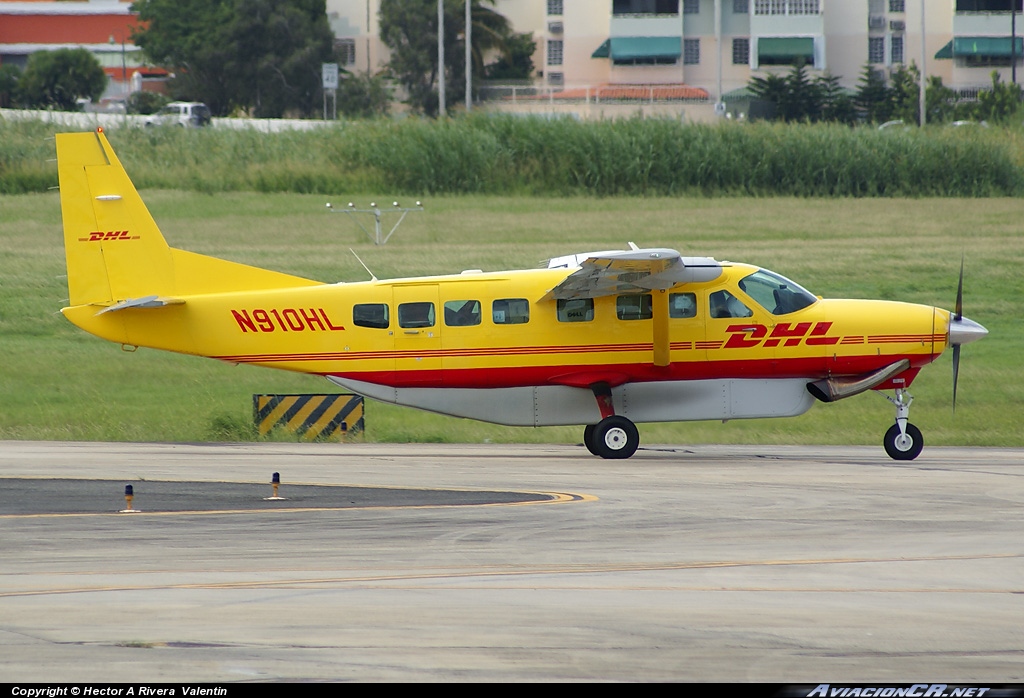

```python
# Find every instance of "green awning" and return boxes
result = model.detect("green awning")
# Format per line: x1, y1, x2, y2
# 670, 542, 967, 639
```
935, 36, 1024, 59
591, 37, 681, 60
757, 37, 815, 62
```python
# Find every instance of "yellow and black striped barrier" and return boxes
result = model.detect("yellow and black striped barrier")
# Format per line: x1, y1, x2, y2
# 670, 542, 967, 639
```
253, 394, 364, 441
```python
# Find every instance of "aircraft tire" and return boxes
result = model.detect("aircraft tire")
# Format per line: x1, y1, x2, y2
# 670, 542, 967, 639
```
883, 423, 923, 460
583, 424, 599, 456
592, 416, 639, 459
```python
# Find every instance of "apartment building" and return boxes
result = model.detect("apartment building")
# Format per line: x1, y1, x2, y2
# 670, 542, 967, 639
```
328, 1, 1021, 108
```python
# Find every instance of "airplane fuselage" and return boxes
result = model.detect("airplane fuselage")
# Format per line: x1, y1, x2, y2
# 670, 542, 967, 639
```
62, 263, 949, 426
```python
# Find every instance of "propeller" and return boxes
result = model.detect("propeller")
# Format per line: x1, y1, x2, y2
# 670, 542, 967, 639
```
947, 257, 988, 412
952, 258, 963, 411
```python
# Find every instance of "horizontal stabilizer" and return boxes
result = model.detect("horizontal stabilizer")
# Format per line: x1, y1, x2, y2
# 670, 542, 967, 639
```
95, 295, 185, 315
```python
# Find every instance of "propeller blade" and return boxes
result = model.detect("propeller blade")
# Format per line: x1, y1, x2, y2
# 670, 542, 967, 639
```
952, 344, 961, 414
954, 256, 964, 322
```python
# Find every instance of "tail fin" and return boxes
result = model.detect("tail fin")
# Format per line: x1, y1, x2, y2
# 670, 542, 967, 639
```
56, 130, 319, 308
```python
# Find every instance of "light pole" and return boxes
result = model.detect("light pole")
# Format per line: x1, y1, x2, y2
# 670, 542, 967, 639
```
438, 0, 446, 116
465, 0, 472, 112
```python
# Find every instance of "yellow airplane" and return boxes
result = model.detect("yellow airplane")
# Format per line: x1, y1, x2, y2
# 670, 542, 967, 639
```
56, 129, 988, 460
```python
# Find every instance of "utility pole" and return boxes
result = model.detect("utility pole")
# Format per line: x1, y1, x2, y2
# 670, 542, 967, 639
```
919, 0, 926, 127
465, 0, 472, 112
438, 0, 446, 116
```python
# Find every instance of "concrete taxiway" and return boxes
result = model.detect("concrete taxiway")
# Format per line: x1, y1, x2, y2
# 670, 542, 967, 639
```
0, 440, 1021, 682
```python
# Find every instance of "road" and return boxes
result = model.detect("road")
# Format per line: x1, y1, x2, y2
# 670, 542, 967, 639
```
1, 441, 1021, 682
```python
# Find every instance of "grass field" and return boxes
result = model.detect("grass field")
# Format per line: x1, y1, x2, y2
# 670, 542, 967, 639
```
1, 189, 1020, 448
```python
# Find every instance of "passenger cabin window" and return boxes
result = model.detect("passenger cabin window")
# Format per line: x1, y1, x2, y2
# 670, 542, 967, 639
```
709, 290, 752, 318
669, 292, 697, 318
492, 298, 530, 324
398, 302, 435, 328
738, 269, 817, 315
557, 298, 594, 322
353, 303, 389, 329
616, 294, 652, 320
444, 300, 481, 326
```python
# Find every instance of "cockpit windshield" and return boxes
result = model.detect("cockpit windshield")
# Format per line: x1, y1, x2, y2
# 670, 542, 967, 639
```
738, 269, 817, 316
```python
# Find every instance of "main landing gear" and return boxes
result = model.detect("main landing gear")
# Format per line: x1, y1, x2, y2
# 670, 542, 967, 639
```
584, 383, 640, 459
583, 416, 640, 459
882, 387, 923, 460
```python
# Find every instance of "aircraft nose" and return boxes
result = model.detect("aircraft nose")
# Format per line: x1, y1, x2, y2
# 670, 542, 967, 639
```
949, 315, 988, 346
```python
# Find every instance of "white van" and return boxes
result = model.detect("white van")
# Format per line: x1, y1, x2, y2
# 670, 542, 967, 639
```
144, 102, 212, 128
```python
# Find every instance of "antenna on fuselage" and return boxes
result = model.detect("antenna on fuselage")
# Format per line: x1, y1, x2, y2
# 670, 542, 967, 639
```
349, 248, 377, 282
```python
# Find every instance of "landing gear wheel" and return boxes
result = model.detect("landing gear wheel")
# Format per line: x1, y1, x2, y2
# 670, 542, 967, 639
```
583, 424, 598, 456
883, 423, 923, 461
592, 416, 640, 460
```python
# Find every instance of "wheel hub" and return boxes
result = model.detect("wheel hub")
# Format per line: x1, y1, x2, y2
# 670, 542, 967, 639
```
604, 427, 627, 450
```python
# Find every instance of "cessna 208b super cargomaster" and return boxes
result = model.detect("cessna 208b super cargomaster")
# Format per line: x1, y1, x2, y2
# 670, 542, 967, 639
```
56, 130, 987, 460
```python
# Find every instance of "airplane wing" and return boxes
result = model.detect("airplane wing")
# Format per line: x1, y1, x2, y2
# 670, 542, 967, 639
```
542, 248, 722, 301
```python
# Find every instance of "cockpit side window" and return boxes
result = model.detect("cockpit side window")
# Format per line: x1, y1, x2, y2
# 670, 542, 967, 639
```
738, 269, 817, 316
709, 290, 752, 319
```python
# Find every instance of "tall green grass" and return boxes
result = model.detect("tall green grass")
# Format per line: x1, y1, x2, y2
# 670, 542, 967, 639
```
2, 115, 1021, 197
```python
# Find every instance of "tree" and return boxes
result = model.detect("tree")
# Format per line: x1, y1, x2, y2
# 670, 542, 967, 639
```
337, 71, 392, 118
854, 64, 892, 123
131, 0, 334, 117
126, 90, 170, 115
888, 62, 921, 124
483, 31, 536, 81
0, 64, 20, 108
973, 70, 1023, 123
379, 0, 515, 116
17, 48, 107, 110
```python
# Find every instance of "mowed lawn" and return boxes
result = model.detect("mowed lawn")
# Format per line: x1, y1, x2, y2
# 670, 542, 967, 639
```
1, 191, 1020, 448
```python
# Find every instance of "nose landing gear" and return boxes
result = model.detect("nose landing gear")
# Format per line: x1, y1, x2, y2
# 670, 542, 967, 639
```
883, 387, 923, 460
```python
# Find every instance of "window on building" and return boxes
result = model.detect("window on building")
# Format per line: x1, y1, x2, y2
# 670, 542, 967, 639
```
683, 0, 700, 13
613, 0, 680, 15
616, 295, 653, 321
888, 0, 905, 12
684, 38, 700, 64
336, 38, 356, 66
353, 303, 389, 329
547, 39, 564, 66
732, 37, 750, 64
492, 299, 530, 325
733, 0, 749, 12
669, 293, 697, 319
754, 0, 819, 14
791, 0, 819, 13
891, 34, 904, 64
868, 36, 886, 64
547, 0, 564, 15
398, 302, 435, 329
557, 299, 594, 323
548, 72, 565, 85
443, 300, 481, 327
955, 1, 1021, 11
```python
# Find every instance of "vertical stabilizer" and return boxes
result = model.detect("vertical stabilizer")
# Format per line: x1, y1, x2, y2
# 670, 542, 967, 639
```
57, 130, 174, 306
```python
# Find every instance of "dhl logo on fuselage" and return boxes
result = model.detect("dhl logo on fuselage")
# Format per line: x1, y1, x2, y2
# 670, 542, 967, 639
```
724, 322, 839, 348
231, 308, 345, 333
78, 230, 139, 242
